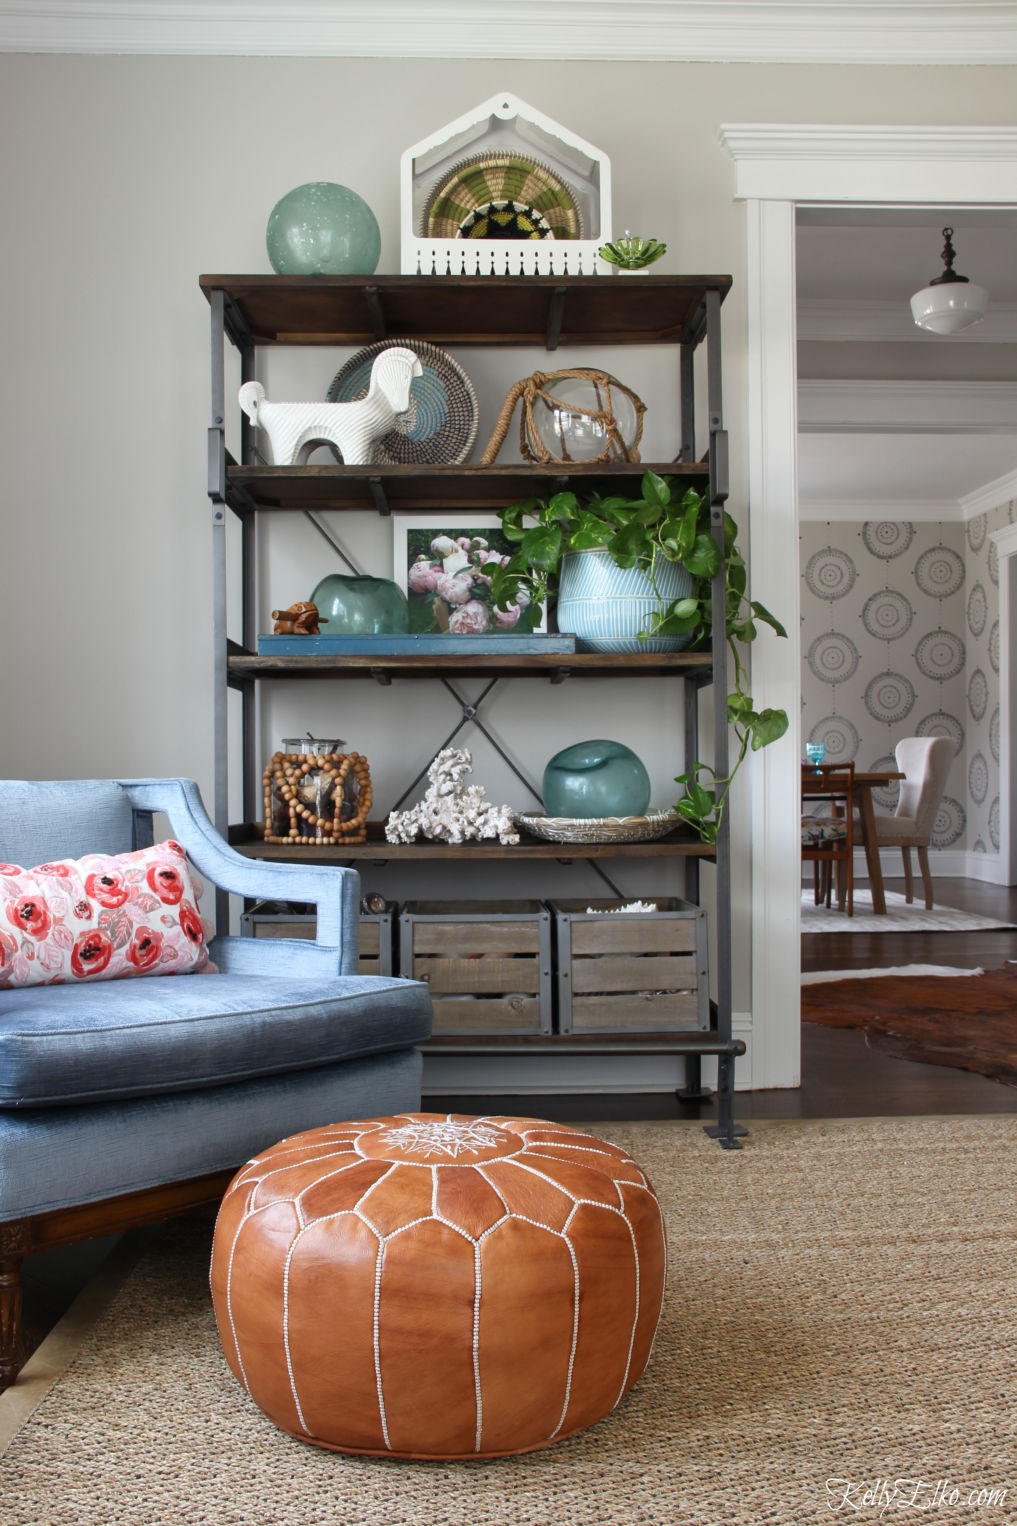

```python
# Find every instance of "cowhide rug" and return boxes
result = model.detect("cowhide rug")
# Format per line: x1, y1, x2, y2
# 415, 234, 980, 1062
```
801, 961, 1017, 1088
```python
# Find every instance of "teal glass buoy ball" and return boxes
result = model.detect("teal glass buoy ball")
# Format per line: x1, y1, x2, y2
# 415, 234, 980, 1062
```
266, 182, 381, 276
542, 739, 652, 819
310, 574, 408, 635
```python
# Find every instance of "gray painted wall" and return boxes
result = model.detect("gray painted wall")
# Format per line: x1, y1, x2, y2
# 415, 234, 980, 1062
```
1, 52, 1015, 1020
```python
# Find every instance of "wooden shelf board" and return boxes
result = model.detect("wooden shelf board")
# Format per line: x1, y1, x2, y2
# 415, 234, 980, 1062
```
200, 273, 732, 349
225, 461, 709, 514
228, 822, 716, 862
228, 649, 713, 681
422, 1031, 739, 1055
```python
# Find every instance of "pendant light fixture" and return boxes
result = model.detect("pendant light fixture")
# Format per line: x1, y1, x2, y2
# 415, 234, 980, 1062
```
910, 226, 989, 335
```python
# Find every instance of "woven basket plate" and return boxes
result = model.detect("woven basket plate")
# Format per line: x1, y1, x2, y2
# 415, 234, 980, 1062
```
423, 153, 583, 242
516, 810, 680, 844
327, 340, 479, 466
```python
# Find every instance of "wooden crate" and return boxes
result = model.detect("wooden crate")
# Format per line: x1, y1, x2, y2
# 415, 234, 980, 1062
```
550, 897, 709, 1034
399, 900, 552, 1036
241, 901, 393, 976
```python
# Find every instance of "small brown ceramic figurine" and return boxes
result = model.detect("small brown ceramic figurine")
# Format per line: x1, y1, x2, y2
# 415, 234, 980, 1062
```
271, 601, 326, 635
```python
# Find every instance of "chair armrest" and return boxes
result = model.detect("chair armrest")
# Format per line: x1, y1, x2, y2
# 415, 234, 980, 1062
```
211, 933, 349, 978
117, 778, 359, 963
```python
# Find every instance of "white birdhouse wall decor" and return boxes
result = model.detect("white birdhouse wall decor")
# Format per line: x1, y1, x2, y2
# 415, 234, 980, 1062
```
400, 91, 612, 277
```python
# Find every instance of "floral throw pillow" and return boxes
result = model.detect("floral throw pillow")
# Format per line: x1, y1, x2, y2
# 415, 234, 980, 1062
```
0, 840, 216, 989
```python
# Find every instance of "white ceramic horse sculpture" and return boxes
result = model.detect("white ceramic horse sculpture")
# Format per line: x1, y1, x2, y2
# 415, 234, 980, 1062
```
238, 346, 423, 466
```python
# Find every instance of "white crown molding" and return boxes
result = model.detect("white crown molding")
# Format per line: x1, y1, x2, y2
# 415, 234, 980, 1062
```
798, 378, 1017, 433
964, 466, 1017, 518
798, 297, 1017, 344
800, 464, 1017, 522
4, 2, 1017, 61
722, 123, 1017, 202
798, 497, 961, 521
722, 123, 1017, 164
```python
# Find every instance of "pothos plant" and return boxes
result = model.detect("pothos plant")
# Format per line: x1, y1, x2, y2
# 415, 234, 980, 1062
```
485, 471, 789, 844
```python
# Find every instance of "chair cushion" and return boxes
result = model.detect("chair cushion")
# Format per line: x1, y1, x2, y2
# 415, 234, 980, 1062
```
0, 971, 431, 1107
801, 818, 848, 846
0, 841, 214, 989
873, 814, 923, 843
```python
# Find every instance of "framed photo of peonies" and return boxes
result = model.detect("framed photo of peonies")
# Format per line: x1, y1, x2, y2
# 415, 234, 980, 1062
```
392, 514, 547, 636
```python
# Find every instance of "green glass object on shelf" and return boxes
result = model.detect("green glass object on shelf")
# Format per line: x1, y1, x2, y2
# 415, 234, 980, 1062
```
542, 739, 651, 819
310, 574, 409, 636
266, 182, 381, 275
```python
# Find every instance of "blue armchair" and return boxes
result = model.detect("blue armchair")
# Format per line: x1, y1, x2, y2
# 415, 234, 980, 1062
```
0, 777, 432, 1385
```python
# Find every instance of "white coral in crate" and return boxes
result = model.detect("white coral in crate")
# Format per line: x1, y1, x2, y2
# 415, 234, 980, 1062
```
385, 748, 519, 845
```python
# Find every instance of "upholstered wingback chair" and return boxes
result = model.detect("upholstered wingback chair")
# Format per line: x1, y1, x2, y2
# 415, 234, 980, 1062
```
873, 737, 954, 908
0, 777, 432, 1385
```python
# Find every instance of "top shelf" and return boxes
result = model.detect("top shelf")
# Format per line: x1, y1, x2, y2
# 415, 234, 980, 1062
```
199, 274, 733, 350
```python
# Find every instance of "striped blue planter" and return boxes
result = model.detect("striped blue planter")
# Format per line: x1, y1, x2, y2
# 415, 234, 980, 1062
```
556, 548, 696, 653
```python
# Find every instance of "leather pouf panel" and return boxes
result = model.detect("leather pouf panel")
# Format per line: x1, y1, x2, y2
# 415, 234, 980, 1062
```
210, 1112, 667, 1459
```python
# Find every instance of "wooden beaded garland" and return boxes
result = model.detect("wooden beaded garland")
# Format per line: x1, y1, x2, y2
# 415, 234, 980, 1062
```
263, 750, 372, 845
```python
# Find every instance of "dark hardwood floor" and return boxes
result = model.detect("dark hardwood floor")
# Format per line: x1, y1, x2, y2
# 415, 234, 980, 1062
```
15, 877, 1017, 1378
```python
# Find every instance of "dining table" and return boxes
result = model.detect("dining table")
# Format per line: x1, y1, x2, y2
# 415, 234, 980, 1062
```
801, 764, 905, 915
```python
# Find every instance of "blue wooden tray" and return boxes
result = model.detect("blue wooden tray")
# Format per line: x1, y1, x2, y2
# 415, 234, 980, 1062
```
257, 633, 577, 655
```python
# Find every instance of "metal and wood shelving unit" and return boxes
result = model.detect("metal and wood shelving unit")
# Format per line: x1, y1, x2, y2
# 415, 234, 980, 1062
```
202, 273, 745, 1147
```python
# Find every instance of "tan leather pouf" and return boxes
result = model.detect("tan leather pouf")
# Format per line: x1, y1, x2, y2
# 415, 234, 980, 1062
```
210, 1111, 666, 1459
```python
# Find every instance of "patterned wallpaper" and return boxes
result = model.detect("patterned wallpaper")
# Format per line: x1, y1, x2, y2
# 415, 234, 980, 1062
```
800, 500, 1015, 855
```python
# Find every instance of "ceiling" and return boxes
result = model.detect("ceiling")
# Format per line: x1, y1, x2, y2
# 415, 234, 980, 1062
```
796, 209, 1017, 519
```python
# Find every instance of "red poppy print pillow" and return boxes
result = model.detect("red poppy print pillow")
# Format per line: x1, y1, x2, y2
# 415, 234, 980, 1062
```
0, 840, 216, 989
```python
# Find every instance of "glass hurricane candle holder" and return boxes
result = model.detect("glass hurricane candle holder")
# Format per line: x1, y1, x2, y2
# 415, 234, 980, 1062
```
263, 738, 372, 845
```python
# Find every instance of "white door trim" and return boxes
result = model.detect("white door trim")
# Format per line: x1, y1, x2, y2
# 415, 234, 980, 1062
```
744, 198, 802, 1090
721, 123, 1017, 1090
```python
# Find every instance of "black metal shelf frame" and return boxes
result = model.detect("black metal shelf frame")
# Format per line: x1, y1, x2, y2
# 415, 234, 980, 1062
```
203, 275, 742, 1147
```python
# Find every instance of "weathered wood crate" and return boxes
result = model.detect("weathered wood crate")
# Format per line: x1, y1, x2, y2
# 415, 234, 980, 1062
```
240, 900, 393, 976
550, 897, 709, 1034
399, 900, 552, 1036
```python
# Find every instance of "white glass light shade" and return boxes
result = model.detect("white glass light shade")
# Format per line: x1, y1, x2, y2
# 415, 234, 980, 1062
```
910, 281, 989, 336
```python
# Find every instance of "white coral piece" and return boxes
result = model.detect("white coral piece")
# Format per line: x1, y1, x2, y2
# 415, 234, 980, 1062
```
585, 901, 659, 914
385, 748, 520, 845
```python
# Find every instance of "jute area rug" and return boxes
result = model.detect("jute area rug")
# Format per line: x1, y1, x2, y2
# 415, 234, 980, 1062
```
800, 889, 1017, 934
801, 962, 1017, 1088
2, 1118, 1015, 1526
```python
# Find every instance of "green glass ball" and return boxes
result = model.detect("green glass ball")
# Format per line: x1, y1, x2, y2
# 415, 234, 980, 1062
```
310, 574, 408, 636
266, 182, 381, 276
542, 739, 651, 819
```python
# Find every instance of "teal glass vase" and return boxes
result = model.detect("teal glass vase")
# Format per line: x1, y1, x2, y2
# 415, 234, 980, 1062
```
266, 182, 381, 276
310, 574, 409, 636
542, 739, 652, 819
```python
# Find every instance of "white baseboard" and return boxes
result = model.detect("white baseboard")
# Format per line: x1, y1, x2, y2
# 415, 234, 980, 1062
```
858, 847, 1008, 885
803, 848, 1010, 887
956, 851, 1011, 886
422, 1013, 755, 1094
